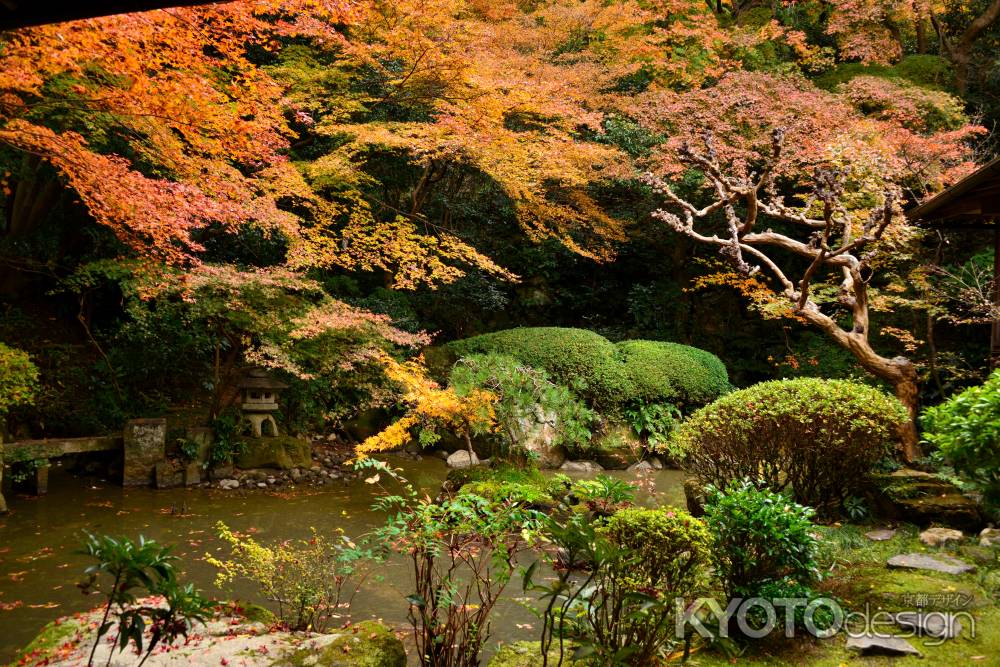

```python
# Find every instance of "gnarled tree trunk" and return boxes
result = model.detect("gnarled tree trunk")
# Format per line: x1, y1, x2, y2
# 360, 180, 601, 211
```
645, 130, 924, 461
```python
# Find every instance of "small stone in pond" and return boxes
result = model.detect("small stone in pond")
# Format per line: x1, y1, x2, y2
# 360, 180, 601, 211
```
865, 529, 896, 541
846, 634, 922, 657
257, 482, 267, 489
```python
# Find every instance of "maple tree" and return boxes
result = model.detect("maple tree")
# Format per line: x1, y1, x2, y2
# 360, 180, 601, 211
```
814, 0, 1000, 94
0, 0, 519, 288
644, 130, 927, 459
355, 355, 496, 459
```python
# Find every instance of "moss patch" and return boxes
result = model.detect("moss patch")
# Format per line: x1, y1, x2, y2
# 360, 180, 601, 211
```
10, 617, 83, 666
236, 435, 312, 470
488, 641, 586, 667
272, 621, 405, 667
446, 464, 569, 508
688, 522, 1000, 665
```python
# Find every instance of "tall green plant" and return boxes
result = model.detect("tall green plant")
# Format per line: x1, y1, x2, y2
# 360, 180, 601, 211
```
525, 507, 710, 666
0, 342, 38, 417
702, 481, 819, 600
365, 459, 539, 667
78, 533, 212, 667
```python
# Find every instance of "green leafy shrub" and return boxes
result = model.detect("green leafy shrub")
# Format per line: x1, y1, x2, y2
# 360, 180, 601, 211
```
447, 328, 630, 412
449, 353, 596, 460
615, 340, 730, 409
369, 461, 538, 667
208, 410, 248, 466
0, 342, 38, 417
207, 521, 377, 632
78, 533, 212, 667
676, 378, 907, 513
923, 370, 1000, 508
525, 508, 711, 666
624, 402, 680, 453
602, 507, 711, 594
447, 328, 729, 415
703, 481, 818, 600
569, 474, 636, 515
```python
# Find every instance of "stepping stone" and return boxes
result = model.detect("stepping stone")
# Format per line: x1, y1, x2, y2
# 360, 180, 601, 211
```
866, 528, 897, 541
846, 634, 922, 657
979, 527, 1000, 547
887, 553, 976, 575
893, 611, 963, 639
920, 527, 964, 547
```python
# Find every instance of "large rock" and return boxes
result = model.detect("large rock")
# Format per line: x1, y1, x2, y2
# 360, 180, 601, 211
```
590, 424, 642, 470
154, 460, 183, 489
13, 604, 405, 667
447, 449, 481, 469
235, 435, 311, 470
123, 418, 167, 486
683, 476, 706, 517
980, 527, 1000, 547
873, 468, 983, 531
920, 527, 964, 547
846, 634, 922, 657
489, 641, 586, 667
559, 460, 604, 474
887, 553, 976, 575
514, 405, 565, 469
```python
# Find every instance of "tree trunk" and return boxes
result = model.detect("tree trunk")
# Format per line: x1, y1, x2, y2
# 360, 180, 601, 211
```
891, 373, 922, 463
915, 17, 928, 53
801, 308, 923, 462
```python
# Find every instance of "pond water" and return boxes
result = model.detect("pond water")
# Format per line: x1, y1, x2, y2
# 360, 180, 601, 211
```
0, 456, 685, 663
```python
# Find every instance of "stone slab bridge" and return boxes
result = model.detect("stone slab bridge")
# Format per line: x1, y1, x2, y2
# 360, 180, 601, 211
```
0, 418, 171, 513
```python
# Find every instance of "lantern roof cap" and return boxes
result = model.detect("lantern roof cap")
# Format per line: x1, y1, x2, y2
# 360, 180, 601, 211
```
238, 368, 288, 390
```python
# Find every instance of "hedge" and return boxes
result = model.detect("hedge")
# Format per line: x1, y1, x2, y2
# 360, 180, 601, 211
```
677, 378, 907, 513
615, 340, 730, 409
446, 327, 729, 413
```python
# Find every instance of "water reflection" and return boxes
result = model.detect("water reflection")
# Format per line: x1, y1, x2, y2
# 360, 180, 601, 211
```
0, 456, 685, 662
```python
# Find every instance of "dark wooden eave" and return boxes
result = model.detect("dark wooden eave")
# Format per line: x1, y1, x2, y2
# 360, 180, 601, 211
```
907, 157, 1000, 228
0, 1, 226, 31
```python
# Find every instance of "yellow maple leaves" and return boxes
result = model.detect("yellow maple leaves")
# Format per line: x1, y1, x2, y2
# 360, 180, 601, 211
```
355, 355, 497, 458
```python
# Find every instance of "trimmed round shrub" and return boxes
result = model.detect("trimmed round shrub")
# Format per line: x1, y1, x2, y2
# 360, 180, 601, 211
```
615, 340, 729, 408
602, 507, 711, 594
676, 378, 907, 513
0, 342, 38, 416
447, 328, 729, 414
447, 328, 631, 411
923, 370, 1000, 508
703, 480, 818, 599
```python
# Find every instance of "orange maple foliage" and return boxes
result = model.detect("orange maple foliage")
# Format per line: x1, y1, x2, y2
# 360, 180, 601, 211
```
355, 355, 496, 459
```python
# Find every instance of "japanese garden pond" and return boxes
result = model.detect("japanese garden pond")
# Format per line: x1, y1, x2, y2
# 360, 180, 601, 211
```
0, 456, 686, 663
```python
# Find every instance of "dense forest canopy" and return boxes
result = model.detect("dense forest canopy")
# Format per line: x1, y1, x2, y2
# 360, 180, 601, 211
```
0, 0, 997, 437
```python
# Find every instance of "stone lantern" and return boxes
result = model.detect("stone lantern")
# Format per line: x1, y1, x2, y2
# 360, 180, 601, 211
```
238, 368, 288, 437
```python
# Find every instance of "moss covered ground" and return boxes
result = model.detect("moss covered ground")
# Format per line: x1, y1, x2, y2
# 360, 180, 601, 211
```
488, 523, 1000, 666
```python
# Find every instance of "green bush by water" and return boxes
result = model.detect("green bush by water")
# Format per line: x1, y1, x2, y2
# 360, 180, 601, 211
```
677, 378, 907, 513
447, 327, 729, 414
